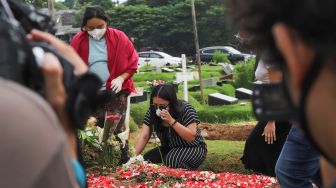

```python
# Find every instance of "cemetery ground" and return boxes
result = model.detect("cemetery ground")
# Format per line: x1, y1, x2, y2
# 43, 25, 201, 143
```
85, 61, 280, 187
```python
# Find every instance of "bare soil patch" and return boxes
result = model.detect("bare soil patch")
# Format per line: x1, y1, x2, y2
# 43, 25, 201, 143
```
199, 122, 255, 141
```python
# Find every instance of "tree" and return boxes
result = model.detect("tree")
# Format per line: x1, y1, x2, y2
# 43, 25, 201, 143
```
64, 0, 75, 9
23, 0, 47, 8
78, 0, 114, 8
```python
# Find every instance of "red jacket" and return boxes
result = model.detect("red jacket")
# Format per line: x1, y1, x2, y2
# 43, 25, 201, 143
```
70, 28, 138, 94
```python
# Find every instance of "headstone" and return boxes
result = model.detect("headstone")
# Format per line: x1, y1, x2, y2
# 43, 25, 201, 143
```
161, 67, 174, 73
208, 93, 238, 105
202, 78, 218, 86
221, 63, 234, 75
175, 68, 183, 72
235, 88, 253, 100
130, 89, 148, 103
188, 85, 200, 92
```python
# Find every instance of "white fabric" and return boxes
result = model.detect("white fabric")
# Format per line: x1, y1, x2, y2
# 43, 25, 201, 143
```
88, 28, 106, 40
110, 76, 124, 93
255, 59, 270, 83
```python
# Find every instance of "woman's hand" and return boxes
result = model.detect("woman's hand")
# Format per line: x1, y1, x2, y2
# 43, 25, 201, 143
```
160, 109, 175, 125
262, 121, 276, 144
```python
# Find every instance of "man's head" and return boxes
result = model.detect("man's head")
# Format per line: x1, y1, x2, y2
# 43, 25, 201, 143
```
229, 0, 336, 162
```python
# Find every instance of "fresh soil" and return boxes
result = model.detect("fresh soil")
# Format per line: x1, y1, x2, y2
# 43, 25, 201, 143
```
199, 122, 255, 141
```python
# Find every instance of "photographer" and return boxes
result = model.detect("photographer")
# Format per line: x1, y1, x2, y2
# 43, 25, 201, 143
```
229, 0, 336, 187
0, 29, 87, 188
134, 84, 207, 170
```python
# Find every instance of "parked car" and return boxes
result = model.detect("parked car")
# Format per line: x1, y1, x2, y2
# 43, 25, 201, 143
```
199, 46, 254, 64
138, 51, 182, 67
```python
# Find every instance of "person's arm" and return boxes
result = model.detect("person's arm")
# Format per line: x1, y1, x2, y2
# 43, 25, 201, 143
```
134, 124, 151, 156
160, 109, 197, 143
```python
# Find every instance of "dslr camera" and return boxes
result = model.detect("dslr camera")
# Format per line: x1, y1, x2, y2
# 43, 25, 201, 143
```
0, 0, 111, 130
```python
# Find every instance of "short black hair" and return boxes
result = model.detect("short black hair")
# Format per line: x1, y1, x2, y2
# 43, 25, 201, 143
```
81, 6, 109, 31
229, 0, 336, 62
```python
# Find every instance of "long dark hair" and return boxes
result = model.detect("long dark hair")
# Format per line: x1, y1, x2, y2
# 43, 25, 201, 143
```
81, 6, 109, 31
149, 83, 183, 131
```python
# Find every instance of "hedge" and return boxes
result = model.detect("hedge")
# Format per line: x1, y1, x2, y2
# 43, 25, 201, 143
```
197, 103, 255, 123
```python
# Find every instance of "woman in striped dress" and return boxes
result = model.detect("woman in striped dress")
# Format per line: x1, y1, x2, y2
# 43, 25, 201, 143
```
135, 84, 207, 170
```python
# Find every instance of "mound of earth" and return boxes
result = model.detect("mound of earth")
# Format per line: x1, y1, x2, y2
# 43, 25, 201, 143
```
199, 122, 255, 141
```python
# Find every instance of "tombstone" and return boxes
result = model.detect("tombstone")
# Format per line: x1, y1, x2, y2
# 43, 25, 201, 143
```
221, 63, 234, 75
161, 67, 174, 73
175, 68, 183, 72
202, 78, 218, 86
130, 89, 148, 103
188, 85, 200, 92
235, 88, 253, 100
208, 93, 238, 105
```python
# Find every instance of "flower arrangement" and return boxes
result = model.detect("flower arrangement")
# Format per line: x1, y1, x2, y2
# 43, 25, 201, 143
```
88, 162, 279, 188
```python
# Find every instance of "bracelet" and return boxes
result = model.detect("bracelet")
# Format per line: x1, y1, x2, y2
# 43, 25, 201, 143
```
170, 120, 177, 127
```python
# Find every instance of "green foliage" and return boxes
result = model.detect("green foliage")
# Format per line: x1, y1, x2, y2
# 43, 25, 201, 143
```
201, 71, 222, 79
206, 84, 235, 97
133, 72, 175, 82
129, 116, 139, 132
233, 58, 256, 89
212, 50, 229, 64
130, 102, 149, 125
138, 64, 153, 72
104, 0, 236, 55
190, 89, 218, 104
23, 0, 47, 8
78, 0, 114, 7
55, 2, 68, 10
64, 0, 75, 9
197, 103, 255, 123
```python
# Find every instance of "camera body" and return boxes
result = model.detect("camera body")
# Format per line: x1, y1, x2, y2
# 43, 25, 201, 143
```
0, 0, 111, 129
252, 82, 299, 122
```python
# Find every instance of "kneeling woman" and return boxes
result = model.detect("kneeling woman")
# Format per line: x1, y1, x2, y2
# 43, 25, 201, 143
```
135, 84, 207, 170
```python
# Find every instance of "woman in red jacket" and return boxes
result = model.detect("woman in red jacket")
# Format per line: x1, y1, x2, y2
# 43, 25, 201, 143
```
71, 6, 138, 163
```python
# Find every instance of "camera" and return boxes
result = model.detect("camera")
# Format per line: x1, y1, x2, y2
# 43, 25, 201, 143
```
0, 0, 112, 129
252, 82, 299, 121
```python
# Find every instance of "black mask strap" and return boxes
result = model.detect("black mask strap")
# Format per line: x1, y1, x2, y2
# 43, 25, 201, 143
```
299, 54, 335, 164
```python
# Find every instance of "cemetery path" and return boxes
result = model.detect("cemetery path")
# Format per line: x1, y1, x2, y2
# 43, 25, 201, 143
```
199, 122, 255, 141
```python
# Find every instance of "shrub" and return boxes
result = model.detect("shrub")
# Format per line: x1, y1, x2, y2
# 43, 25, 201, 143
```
190, 89, 218, 104
212, 50, 230, 64
130, 102, 149, 125
197, 103, 255, 123
233, 58, 256, 89
139, 64, 153, 72
133, 72, 175, 82
206, 84, 236, 97
129, 116, 139, 133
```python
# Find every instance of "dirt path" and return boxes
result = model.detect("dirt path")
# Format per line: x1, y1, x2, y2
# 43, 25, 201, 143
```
199, 122, 255, 141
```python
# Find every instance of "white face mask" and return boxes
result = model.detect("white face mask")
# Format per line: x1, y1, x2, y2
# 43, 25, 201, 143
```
88, 28, 106, 40
156, 108, 162, 117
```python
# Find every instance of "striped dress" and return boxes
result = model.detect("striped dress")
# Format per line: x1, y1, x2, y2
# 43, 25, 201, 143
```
143, 102, 207, 170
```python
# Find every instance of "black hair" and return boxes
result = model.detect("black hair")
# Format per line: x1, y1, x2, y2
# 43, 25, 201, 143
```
229, 0, 336, 64
81, 6, 109, 31
149, 83, 183, 131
